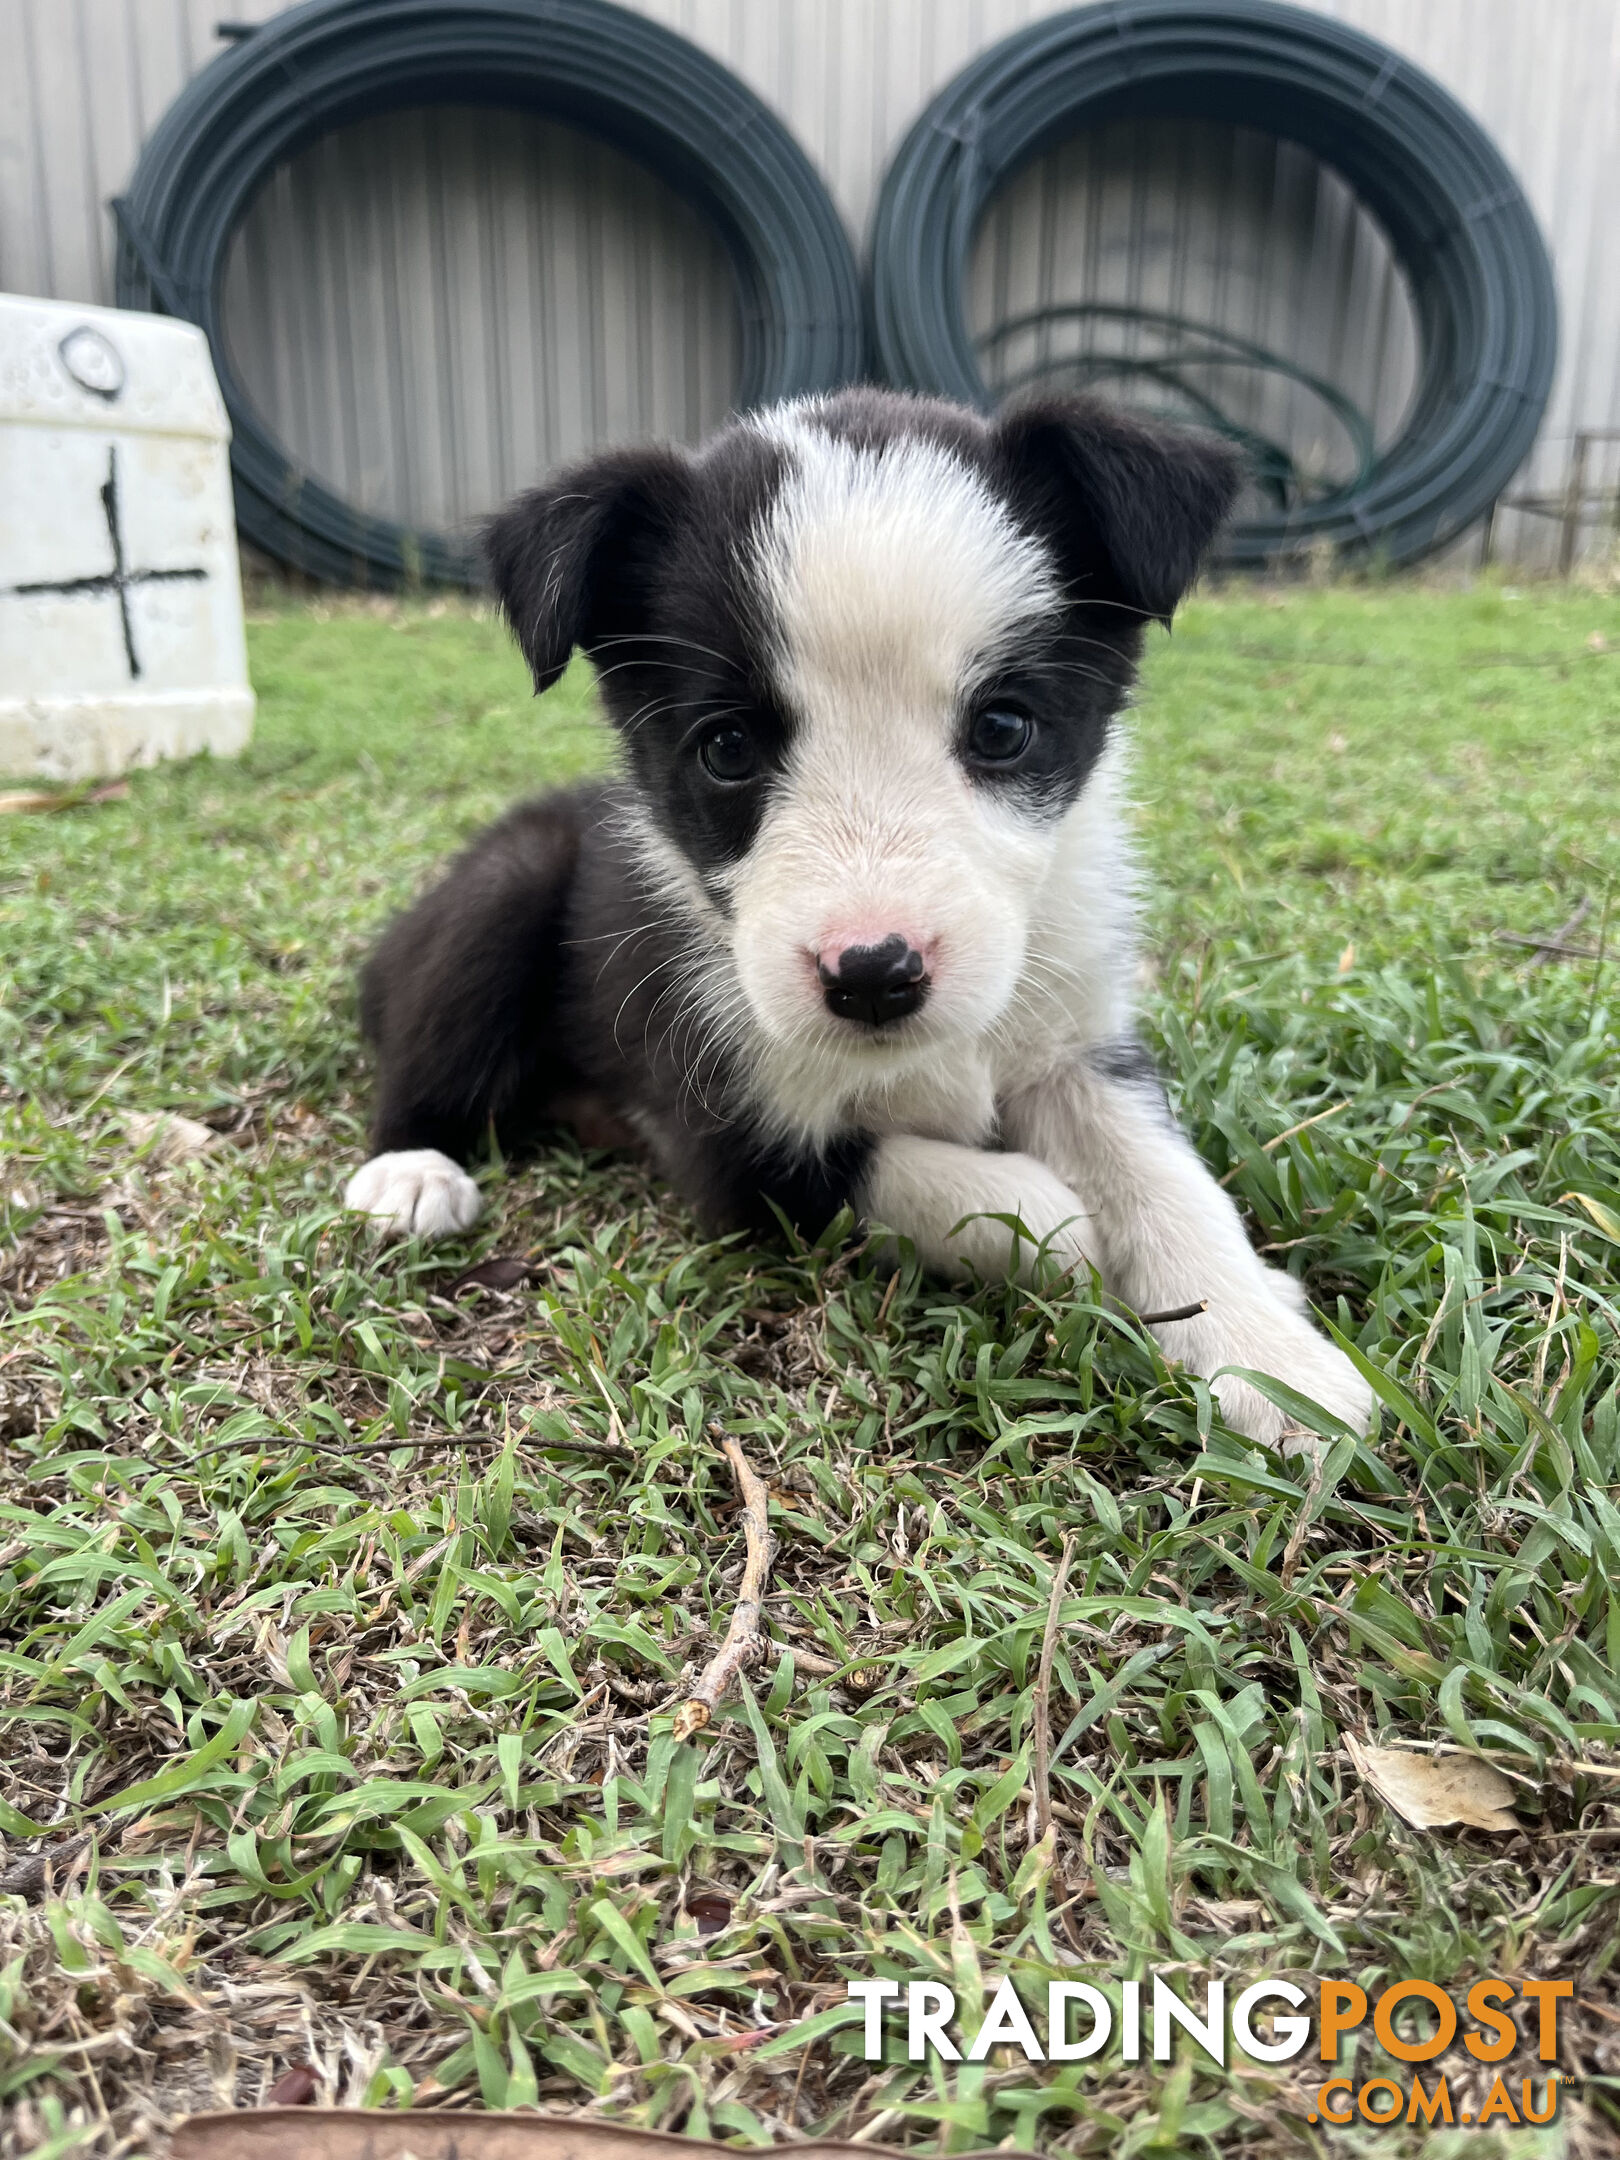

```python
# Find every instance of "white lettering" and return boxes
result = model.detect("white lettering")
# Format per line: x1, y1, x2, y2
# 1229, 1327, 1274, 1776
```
847, 1980, 900, 2060
1232, 1981, 1310, 2062
1122, 1979, 1142, 2060
908, 1981, 961, 2061
966, 1977, 1044, 2061
1048, 1981, 1112, 2060
1153, 1977, 1226, 2065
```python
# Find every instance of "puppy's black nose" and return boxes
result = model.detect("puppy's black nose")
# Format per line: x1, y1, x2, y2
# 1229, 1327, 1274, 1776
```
817, 936, 929, 1027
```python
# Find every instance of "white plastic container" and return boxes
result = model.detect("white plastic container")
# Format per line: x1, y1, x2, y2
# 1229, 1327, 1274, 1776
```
0, 293, 254, 780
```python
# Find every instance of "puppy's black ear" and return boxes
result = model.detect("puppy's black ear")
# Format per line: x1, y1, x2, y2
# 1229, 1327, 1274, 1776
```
484, 445, 694, 691
995, 396, 1242, 627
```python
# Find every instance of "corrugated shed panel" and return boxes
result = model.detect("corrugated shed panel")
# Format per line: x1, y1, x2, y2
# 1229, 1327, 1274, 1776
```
966, 117, 1419, 516
219, 110, 739, 528
4, 0, 1618, 563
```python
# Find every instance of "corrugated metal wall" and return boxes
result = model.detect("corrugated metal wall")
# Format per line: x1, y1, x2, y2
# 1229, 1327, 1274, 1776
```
968, 117, 1419, 509
4, 0, 1618, 566
221, 110, 739, 532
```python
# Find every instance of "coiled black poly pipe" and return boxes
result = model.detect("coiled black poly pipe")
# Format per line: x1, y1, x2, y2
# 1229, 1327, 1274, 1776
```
115, 0, 864, 587
870, 0, 1558, 568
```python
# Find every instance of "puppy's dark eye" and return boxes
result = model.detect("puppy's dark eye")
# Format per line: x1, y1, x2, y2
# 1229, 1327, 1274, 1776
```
968, 706, 1034, 764
698, 724, 756, 783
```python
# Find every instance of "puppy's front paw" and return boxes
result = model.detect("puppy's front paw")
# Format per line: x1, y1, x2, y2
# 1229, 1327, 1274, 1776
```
1157, 1296, 1373, 1450
1208, 1308, 1374, 1451
344, 1149, 483, 1240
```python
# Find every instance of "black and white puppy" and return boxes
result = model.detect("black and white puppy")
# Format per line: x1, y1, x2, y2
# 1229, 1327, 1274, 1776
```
345, 389, 1372, 1447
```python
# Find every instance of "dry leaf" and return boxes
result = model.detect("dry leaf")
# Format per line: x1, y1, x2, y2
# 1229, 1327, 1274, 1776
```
1346, 1736, 1520, 1833
171, 2112, 1032, 2160
126, 1111, 220, 1165
686, 1890, 732, 1936
264, 2065, 319, 2107
447, 1254, 532, 1295
1338, 942, 1355, 973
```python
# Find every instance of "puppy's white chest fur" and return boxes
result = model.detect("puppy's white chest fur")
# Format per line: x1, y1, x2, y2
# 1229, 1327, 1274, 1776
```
743, 737, 1139, 1155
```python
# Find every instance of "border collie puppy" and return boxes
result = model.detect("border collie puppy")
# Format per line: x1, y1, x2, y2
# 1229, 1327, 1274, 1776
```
345, 389, 1372, 1448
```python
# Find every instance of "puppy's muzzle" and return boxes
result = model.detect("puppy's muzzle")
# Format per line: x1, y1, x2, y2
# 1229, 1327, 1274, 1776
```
816, 936, 930, 1028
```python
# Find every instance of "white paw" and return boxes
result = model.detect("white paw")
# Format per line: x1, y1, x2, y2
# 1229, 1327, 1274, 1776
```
343, 1149, 483, 1240
1267, 1268, 1311, 1317
1160, 1298, 1374, 1449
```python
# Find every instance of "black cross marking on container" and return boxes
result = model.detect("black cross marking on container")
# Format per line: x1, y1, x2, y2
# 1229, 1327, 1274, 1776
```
10, 446, 208, 681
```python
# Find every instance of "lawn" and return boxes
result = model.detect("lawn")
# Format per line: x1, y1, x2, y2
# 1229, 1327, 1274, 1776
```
1, 580, 1618, 2158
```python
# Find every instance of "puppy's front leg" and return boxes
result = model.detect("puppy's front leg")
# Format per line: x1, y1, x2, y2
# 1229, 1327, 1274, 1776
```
860, 1135, 1096, 1285
1002, 1050, 1373, 1447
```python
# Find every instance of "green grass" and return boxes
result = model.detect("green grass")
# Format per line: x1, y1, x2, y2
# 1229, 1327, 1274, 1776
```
1, 582, 1618, 2156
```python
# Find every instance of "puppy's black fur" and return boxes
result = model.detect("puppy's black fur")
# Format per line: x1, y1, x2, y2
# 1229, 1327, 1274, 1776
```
360, 782, 874, 1232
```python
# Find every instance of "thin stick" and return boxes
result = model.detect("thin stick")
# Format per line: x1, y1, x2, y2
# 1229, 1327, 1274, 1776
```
1524, 896, 1593, 968
1138, 1298, 1208, 1326
1495, 931, 1600, 961
1032, 1533, 1078, 1845
672, 1439, 777, 1743
109, 1429, 633, 1478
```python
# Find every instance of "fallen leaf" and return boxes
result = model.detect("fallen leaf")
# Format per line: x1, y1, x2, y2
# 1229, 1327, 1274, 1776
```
170, 2110, 1032, 2160
126, 1111, 220, 1165
1338, 942, 1355, 973
1346, 1736, 1520, 1833
687, 1891, 732, 1937
264, 2064, 318, 2106
447, 1254, 531, 1294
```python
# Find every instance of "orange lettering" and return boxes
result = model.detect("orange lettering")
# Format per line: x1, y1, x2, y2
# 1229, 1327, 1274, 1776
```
1358, 2079, 1404, 2124
1465, 1980, 1516, 2063
1521, 2077, 1559, 2125
1317, 2079, 1353, 2125
1373, 1979, 1456, 2063
1408, 2075, 1454, 2125
1318, 1981, 1367, 2061
1478, 2075, 1521, 2125
1520, 1979, 1573, 2061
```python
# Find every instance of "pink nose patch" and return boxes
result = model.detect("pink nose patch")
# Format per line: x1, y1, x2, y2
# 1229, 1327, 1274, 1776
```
816, 929, 934, 980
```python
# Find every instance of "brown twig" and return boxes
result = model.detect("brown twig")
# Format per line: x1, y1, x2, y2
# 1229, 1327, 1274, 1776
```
148, 1429, 633, 1475
1495, 929, 1599, 962
0, 1836, 90, 1902
0, 1824, 123, 1903
1032, 1533, 1077, 1845
1138, 1298, 1209, 1326
0, 779, 129, 817
1515, 896, 1594, 968
672, 1438, 777, 1743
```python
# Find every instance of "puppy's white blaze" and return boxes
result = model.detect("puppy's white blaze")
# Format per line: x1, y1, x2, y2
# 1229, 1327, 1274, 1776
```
726, 418, 1071, 1124
752, 418, 1061, 694
345, 1149, 482, 1240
